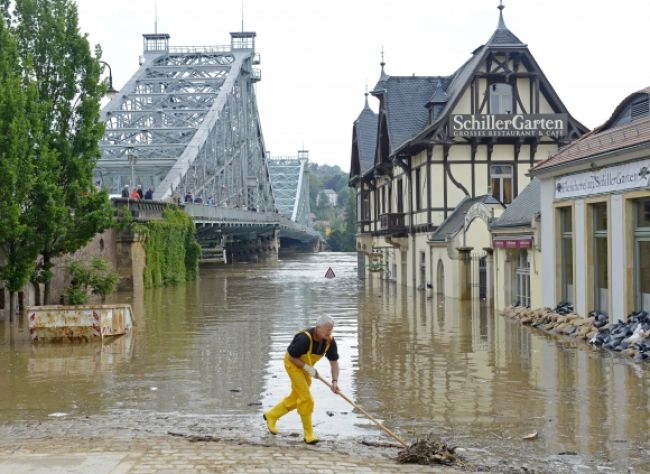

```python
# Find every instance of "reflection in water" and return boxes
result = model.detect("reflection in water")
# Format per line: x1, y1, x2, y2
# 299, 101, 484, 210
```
357, 284, 650, 470
0, 253, 648, 471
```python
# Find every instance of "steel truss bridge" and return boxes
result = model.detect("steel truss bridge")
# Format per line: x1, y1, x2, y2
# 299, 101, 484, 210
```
95, 32, 319, 255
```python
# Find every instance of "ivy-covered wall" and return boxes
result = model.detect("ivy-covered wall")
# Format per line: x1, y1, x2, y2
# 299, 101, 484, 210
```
136, 208, 201, 288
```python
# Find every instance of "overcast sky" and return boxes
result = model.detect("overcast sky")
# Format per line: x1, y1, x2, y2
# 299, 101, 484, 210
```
75, 0, 650, 172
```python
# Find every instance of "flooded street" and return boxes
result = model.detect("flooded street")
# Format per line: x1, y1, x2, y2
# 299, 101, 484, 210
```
1, 253, 649, 472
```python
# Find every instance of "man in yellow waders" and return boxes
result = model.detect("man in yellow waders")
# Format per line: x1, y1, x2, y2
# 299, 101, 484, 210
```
263, 315, 339, 444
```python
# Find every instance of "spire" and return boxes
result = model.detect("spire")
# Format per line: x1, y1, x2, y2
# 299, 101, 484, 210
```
486, 0, 525, 47
497, 0, 506, 30
363, 83, 370, 110
372, 47, 389, 94
379, 46, 388, 82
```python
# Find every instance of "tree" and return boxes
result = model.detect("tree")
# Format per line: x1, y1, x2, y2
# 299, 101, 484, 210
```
64, 257, 119, 304
0, 16, 42, 319
8, 0, 113, 303
308, 172, 322, 215
343, 188, 357, 243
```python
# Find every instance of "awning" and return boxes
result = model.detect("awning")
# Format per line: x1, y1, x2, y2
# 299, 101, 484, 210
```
492, 236, 533, 249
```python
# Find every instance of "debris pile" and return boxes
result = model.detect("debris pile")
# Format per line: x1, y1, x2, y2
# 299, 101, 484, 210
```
502, 306, 650, 362
397, 435, 463, 466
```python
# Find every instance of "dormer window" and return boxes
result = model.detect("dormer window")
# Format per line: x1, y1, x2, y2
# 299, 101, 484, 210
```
614, 96, 650, 127
631, 97, 650, 121
432, 103, 444, 119
490, 83, 513, 114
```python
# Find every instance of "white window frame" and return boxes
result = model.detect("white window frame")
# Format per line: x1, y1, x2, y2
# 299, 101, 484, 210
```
490, 164, 513, 204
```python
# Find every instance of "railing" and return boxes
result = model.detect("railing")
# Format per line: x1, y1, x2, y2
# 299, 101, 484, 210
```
379, 213, 406, 235
111, 198, 321, 240
111, 197, 176, 221
358, 219, 372, 234
183, 203, 279, 224
168, 45, 231, 54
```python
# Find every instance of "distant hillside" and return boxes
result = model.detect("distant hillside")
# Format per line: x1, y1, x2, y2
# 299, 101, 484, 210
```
308, 163, 355, 252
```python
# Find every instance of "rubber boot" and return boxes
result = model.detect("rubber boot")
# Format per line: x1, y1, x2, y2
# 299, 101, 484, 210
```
300, 414, 319, 444
263, 403, 288, 435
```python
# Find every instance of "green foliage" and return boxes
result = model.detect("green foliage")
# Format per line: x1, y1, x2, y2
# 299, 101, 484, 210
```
307, 162, 356, 251
0, 16, 42, 309
115, 206, 134, 232
140, 207, 200, 288
342, 188, 357, 251
6, 0, 114, 301
64, 257, 120, 305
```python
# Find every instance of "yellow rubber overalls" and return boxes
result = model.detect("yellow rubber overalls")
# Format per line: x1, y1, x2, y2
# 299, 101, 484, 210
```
263, 330, 331, 444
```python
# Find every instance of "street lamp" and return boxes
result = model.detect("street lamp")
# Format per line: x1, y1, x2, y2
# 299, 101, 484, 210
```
127, 147, 137, 187
99, 60, 118, 96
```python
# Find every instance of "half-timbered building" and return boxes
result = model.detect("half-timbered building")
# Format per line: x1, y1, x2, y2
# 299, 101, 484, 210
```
349, 4, 588, 297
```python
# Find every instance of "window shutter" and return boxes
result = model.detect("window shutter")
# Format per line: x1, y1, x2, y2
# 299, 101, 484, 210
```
631, 98, 649, 121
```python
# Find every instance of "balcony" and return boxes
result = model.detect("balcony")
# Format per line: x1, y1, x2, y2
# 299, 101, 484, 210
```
378, 213, 406, 236
358, 220, 372, 234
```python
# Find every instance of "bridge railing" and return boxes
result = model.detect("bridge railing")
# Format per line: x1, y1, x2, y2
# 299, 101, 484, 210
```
111, 197, 177, 222
168, 45, 231, 54
110, 198, 322, 241
183, 203, 280, 224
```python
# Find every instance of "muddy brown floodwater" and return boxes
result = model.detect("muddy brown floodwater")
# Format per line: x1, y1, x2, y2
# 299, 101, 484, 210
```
1, 253, 649, 472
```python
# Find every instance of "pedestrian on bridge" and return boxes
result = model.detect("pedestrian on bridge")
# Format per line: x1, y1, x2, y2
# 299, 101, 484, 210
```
264, 315, 339, 444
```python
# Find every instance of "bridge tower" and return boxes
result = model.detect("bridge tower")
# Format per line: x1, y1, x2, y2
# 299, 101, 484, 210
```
268, 150, 322, 251
95, 31, 274, 213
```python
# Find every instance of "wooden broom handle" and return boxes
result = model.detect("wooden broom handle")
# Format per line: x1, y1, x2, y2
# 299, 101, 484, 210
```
316, 374, 409, 448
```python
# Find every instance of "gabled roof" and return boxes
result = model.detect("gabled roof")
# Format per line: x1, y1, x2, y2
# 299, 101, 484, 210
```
382, 76, 449, 154
351, 94, 378, 177
429, 195, 500, 242
399, 7, 587, 155
491, 178, 540, 228
531, 87, 650, 175
358, 4, 588, 170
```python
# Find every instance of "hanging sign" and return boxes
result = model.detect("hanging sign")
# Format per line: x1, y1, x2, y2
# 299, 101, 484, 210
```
554, 159, 650, 199
324, 267, 336, 279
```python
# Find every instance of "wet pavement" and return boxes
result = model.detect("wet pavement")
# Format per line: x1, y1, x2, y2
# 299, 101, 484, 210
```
1, 253, 649, 473
0, 436, 461, 474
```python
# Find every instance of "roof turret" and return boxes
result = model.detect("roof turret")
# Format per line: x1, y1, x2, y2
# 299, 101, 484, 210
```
486, 1, 525, 47
352, 91, 379, 176
371, 48, 389, 94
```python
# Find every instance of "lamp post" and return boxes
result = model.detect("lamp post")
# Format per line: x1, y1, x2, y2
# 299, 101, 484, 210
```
127, 147, 137, 187
99, 60, 118, 96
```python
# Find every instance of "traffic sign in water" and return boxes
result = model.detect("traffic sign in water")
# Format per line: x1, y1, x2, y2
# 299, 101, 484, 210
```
324, 267, 336, 279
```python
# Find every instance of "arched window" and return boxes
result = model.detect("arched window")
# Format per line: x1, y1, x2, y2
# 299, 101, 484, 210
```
490, 83, 513, 114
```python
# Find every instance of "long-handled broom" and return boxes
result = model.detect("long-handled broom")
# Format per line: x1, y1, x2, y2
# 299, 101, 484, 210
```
315, 374, 409, 449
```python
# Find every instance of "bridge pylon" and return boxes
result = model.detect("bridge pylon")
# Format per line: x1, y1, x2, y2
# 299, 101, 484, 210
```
95, 31, 274, 213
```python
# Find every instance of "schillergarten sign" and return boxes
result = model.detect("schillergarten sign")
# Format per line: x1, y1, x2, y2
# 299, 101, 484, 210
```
555, 159, 650, 199
449, 114, 567, 138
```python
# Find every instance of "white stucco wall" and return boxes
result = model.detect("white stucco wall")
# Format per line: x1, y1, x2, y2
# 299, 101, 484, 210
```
574, 200, 586, 316
540, 178, 556, 307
